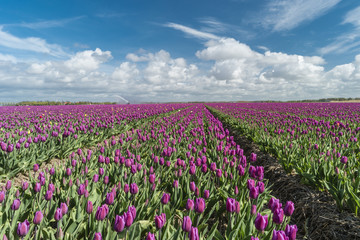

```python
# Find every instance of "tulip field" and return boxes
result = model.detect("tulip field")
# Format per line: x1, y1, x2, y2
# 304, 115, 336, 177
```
0, 103, 298, 240
208, 102, 360, 216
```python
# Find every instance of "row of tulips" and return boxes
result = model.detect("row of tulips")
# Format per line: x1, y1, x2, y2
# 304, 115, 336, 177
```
0, 104, 189, 178
208, 102, 360, 215
1, 103, 296, 239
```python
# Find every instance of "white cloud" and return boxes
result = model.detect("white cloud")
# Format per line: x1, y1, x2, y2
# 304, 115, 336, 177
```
0, 26, 67, 57
261, 0, 341, 31
0, 36, 360, 103
0, 53, 17, 63
164, 23, 220, 40
64, 48, 112, 72
6, 16, 85, 29
319, 5, 360, 55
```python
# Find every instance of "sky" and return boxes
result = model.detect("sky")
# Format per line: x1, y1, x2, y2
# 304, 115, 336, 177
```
0, 0, 360, 103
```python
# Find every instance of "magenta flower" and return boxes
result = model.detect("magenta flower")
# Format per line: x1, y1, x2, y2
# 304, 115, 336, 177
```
146, 232, 156, 240
77, 184, 86, 195
226, 198, 236, 213
254, 213, 268, 232
124, 211, 134, 227
161, 193, 170, 205
17, 219, 30, 237
272, 230, 287, 240
11, 199, 21, 211
155, 213, 166, 229
0, 191, 5, 203
44, 190, 53, 201
60, 202, 68, 215
54, 208, 63, 221
33, 211, 43, 225
93, 232, 102, 240
105, 192, 115, 205
33, 164, 39, 172
190, 182, 196, 192
186, 199, 195, 211
130, 183, 138, 195
194, 198, 206, 213
285, 224, 298, 240
273, 208, 284, 224
95, 204, 109, 221
203, 190, 210, 199
188, 227, 199, 240
182, 216, 192, 232
114, 215, 125, 232
86, 201, 93, 214
284, 201, 295, 216
128, 205, 136, 219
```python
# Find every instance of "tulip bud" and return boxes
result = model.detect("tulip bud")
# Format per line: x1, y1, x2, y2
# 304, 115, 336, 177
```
33, 211, 43, 224
161, 193, 170, 204
93, 232, 102, 240
254, 213, 268, 232
195, 198, 205, 213
11, 199, 21, 210
273, 208, 284, 224
251, 205, 257, 215
186, 199, 194, 211
54, 208, 63, 221
33, 164, 39, 172
106, 192, 115, 205
190, 182, 196, 192
17, 219, 30, 237
114, 215, 125, 232
188, 227, 199, 240
146, 232, 155, 240
60, 202, 68, 215
124, 211, 134, 227
0, 191, 5, 203
226, 198, 236, 212
284, 201, 295, 216
86, 201, 93, 214
5, 180, 11, 190
95, 204, 109, 221
155, 213, 166, 229
130, 183, 138, 195
285, 224, 298, 240
203, 190, 210, 199
182, 216, 192, 232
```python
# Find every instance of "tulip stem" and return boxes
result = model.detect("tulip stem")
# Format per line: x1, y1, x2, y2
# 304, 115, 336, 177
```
158, 229, 162, 240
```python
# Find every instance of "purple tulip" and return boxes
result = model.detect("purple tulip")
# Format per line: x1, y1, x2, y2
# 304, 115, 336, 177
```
251, 205, 257, 215
114, 215, 125, 232
173, 180, 179, 188
5, 180, 11, 190
66, 168, 72, 176
17, 219, 30, 237
124, 184, 129, 193
34, 182, 41, 193
106, 192, 115, 205
188, 227, 199, 240
86, 201, 93, 214
186, 199, 194, 211
146, 232, 156, 240
124, 211, 134, 227
251, 237, 259, 240
33, 164, 39, 172
93, 232, 102, 240
77, 184, 86, 195
194, 198, 206, 213
11, 199, 21, 210
216, 169, 222, 177
254, 213, 268, 232
54, 208, 63, 221
285, 224, 298, 240
272, 230, 287, 240
45, 190, 53, 201
182, 216, 192, 232
249, 186, 259, 199
226, 198, 236, 212
341, 156, 348, 164
161, 193, 170, 204
128, 205, 136, 219
93, 174, 99, 183
155, 213, 166, 229
273, 208, 284, 224
130, 183, 138, 195
203, 190, 210, 199
0, 191, 5, 203
33, 211, 43, 224
95, 204, 109, 221
149, 174, 156, 184
235, 201, 240, 214
190, 182, 196, 192
60, 202, 68, 215
284, 201, 295, 216
249, 153, 257, 162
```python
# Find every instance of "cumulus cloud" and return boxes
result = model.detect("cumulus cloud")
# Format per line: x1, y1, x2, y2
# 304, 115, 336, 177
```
0, 36, 360, 103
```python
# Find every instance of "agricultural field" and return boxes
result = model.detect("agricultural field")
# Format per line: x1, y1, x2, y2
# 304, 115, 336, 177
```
208, 102, 360, 216
0, 104, 297, 240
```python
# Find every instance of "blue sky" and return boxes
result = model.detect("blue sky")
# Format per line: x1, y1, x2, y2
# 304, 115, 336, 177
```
0, 0, 360, 103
